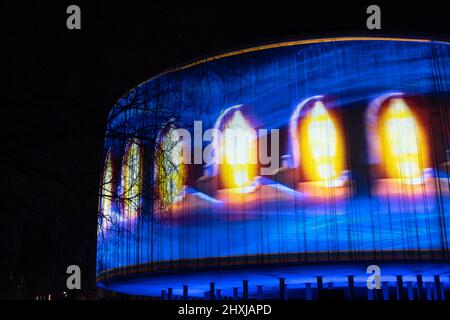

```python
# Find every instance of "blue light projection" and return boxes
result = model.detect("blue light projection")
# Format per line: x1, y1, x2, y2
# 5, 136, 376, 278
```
97, 38, 450, 296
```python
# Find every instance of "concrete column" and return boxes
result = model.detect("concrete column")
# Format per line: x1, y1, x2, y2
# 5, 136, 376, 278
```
209, 282, 215, 300
431, 283, 437, 300
442, 280, 446, 301
243, 280, 249, 300
396, 275, 403, 300
368, 288, 374, 300
279, 278, 286, 300
406, 282, 413, 300
316, 276, 323, 290
347, 275, 355, 300
382, 281, 389, 300
285, 283, 288, 300
434, 275, 442, 300
425, 282, 432, 300
416, 275, 424, 300
183, 285, 188, 300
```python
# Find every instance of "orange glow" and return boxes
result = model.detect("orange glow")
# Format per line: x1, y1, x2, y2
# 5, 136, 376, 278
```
221, 110, 257, 190
156, 126, 186, 208
299, 101, 345, 184
122, 139, 142, 219
380, 98, 428, 184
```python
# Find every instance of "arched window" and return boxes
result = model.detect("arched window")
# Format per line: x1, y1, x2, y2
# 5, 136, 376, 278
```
379, 98, 428, 183
121, 139, 143, 219
156, 125, 186, 208
220, 109, 257, 190
299, 100, 345, 184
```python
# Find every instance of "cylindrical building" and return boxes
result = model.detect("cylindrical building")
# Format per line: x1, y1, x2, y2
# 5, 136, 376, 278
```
97, 37, 450, 299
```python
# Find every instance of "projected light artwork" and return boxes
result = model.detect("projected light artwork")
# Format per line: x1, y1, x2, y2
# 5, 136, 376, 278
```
380, 98, 427, 184
300, 100, 345, 185
156, 124, 186, 207
97, 37, 450, 299
121, 139, 142, 219
221, 109, 257, 190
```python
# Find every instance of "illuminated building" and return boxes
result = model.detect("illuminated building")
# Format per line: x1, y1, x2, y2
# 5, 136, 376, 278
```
97, 38, 450, 300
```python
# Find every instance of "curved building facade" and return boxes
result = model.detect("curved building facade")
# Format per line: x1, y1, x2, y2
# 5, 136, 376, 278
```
97, 37, 450, 299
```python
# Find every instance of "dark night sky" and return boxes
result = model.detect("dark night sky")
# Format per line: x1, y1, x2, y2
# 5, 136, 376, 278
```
1, 1, 449, 298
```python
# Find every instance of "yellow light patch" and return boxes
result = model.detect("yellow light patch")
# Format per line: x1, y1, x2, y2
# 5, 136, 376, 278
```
122, 139, 142, 219
380, 98, 427, 183
156, 127, 186, 208
221, 110, 257, 189
300, 101, 345, 183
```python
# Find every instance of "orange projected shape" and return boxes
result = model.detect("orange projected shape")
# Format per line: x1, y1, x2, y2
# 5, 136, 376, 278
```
380, 98, 428, 184
300, 101, 345, 184
122, 139, 142, 219
156, 126, 186, 208
221, 110, 257, 190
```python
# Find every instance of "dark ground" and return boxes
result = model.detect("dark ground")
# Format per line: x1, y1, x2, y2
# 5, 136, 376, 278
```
1, 1, 449, 299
